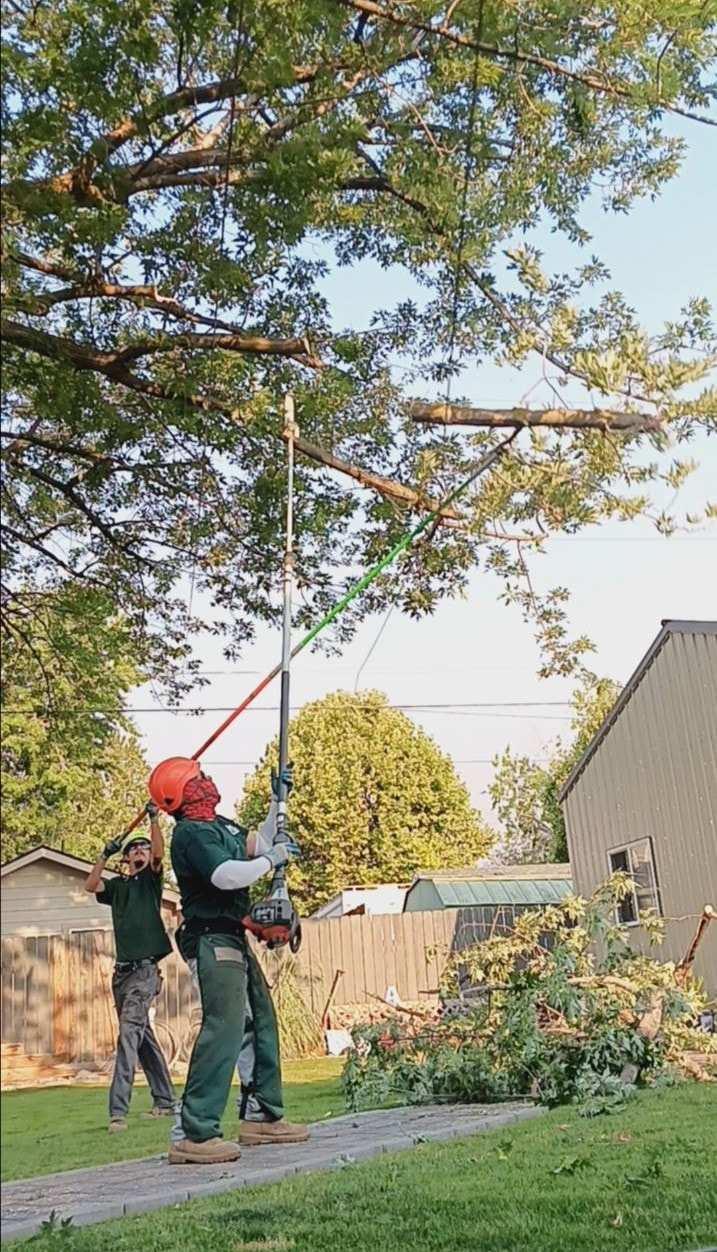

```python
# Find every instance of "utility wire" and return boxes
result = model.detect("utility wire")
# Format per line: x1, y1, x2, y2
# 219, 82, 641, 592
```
202, 758, 552, 767
3, 700, 572, 711
3, 705, 572, 719
353, 606, 395, 690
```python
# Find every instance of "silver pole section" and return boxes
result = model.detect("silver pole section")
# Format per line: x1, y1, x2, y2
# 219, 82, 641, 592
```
275, 394, 296, 843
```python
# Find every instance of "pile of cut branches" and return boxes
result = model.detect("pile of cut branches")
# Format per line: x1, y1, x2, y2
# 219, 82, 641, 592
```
341, 877, 715, 1114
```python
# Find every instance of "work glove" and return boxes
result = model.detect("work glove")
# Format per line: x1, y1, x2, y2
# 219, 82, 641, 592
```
101, 834, 124, 860
264, 839, 301, 870
145, 799, 159, 819
270, 763, 293, 799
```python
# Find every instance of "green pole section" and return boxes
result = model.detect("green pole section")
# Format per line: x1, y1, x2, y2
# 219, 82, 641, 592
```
291, 434, 515, 659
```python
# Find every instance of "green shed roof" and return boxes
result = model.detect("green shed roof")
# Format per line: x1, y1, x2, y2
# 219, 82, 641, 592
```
403, 864, 573, 911
431, 877, 572, 908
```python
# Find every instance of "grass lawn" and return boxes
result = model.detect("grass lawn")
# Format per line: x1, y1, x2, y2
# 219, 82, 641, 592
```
14, 1084, 717, 1252
1, 1058, 344, 1182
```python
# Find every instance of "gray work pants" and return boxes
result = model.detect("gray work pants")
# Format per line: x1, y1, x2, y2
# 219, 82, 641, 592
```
109, 963, 175, 1119
236, 972, 265, 1122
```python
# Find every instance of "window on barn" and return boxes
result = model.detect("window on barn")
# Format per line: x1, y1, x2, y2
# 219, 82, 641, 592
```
608, 839, 661, 925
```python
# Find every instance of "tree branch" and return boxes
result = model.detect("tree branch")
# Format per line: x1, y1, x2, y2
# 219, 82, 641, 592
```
1, 428, 133, 469
2, 319, 458, 521
1, 522, 91, 581
12, 251, 80, 282
341, 175, 437, 219
11, 255, 266, 336
409, 401, 664, 433
1, 318, 320, 369
95, 66, 321, 157
7, 460, 147, 559
289, 431, 461, 519
338, 0, 717, 125
127, 165, 262, 195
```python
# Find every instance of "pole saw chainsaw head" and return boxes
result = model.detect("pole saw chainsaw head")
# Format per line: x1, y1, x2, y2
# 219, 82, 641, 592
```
244, 878, 302, 952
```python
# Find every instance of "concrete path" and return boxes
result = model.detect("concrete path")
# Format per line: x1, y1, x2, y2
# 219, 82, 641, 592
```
2, 1101, 540, 1242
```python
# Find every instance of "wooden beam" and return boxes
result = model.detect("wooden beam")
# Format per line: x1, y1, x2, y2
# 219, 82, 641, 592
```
409, 401, 663, 433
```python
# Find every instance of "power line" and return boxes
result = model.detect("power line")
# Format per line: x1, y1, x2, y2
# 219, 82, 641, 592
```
189, 665, 547, 676
202, 758, 551, 767
543, 536, 716, 543
2, 701, 573, 716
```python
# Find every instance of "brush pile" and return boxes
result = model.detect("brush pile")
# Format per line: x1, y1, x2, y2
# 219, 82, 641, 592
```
341, 876, 716, 1114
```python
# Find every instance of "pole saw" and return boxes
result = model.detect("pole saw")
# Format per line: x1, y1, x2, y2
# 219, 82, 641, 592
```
242, 396, 302, 952
121, 426, 518, 843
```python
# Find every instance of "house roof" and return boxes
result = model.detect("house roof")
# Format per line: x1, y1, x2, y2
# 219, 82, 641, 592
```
418, 863, 572, 882
318, 883, 410, 897
404, 862, 573, 909
557, 619, 717, 805
1, 845, 180, 905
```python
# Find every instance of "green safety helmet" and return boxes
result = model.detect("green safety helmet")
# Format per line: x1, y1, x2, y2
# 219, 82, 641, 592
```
121, 832, 151, 858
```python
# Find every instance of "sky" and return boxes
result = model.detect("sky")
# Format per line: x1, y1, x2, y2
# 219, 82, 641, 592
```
133, 121, 717, 825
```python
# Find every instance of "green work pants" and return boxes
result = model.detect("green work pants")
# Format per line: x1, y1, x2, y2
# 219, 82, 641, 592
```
180, 933, 283, 1144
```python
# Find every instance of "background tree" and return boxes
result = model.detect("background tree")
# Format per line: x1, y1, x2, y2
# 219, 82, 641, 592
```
1, 589, 150, 861
238, 689, 493, 914
488, 677, 621, 863
2, 0, 715, 688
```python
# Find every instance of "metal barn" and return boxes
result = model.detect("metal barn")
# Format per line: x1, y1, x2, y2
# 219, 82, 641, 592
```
559, 620, 717, 993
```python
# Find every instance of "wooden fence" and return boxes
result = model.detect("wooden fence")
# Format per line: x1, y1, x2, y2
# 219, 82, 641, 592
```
1, 912, 461, 1066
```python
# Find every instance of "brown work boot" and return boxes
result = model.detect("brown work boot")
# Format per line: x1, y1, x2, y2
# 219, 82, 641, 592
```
108, 1117, 127, 1133
168, 1137, 240, 1165
239, 1119, 309, 1146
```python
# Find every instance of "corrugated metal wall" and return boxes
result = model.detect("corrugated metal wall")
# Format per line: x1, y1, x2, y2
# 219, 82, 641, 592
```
563, 627, 717, 992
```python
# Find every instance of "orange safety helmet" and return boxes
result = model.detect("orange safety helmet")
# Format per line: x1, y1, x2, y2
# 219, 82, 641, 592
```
147, 757, 201, 813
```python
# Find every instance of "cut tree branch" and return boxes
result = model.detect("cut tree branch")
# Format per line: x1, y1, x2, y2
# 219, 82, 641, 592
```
410, 401, 664, 433
288, 431, 461, 519
2, 319, 459, 521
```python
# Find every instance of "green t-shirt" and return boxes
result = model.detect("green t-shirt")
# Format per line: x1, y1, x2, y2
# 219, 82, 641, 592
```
96, 866, 172, 963
170, 814, 251, 929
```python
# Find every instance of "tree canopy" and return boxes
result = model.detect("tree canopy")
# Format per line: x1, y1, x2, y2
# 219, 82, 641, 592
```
237, 689, 493, 913
488, 676, 621, 863
1, 591, 150, 862
2, 0, 715, 687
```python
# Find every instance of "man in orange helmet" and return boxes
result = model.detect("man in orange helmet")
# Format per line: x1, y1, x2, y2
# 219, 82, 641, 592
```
147, 756, 308, 1165
85, 805, 176, 1132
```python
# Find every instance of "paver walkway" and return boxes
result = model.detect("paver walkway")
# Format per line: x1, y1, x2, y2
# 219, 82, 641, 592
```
1, 1101, 540, 1241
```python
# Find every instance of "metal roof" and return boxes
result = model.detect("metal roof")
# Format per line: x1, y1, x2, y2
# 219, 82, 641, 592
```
422, 862, 572, 882
557, 620, 717, 804
428, 877, 573, 908
404, 865, 573, 910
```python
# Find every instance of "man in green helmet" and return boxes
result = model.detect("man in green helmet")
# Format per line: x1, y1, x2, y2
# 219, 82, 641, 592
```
85, 804, 176, 1131
147, 754, 309, 1165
